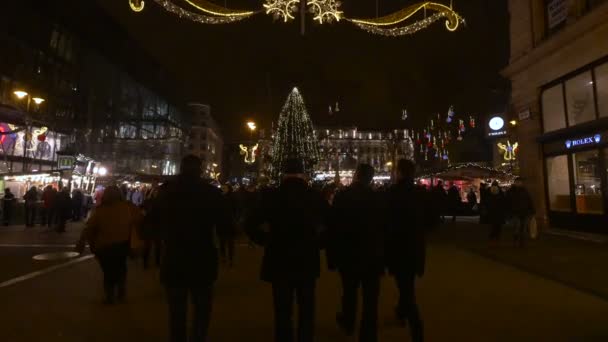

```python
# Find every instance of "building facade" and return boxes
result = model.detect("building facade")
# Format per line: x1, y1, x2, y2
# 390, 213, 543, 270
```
187, 103, 223, 179
313, 127, 414, 183
503, 0, 608, 233
0, 0, 190, 180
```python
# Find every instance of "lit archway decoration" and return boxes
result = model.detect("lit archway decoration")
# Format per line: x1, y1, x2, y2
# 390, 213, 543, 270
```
240, 144, 259, 164
130, 0, 463, 36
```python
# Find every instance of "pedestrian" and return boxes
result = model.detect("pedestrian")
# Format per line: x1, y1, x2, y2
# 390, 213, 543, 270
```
142, 155, 234, 342
385, 159, 427, 342
141, 186, 162, 270
506, 177, 535, 247
42, 186, 57, 229
245, 158, 329, 342
3, 188, 15, 226
486, 180, 506, 242
131, 186, 144, 207
55, 187, 71, 232
71, 189, 84, 221
467, 188, 478, 212
218, 186, 237, 267
77, 185, 143, 304
447, 182, 461, 223
327, 163, 384, 342
24, 186, 38, 227
478, 182, 489, 224
432, 180, 447, 223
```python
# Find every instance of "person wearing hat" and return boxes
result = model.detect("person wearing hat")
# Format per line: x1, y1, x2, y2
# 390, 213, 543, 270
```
245, 158, 329, 342
506, 177, 535, 247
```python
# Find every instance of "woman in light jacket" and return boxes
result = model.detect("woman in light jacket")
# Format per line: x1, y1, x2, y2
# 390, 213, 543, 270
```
80, 185, 142, 304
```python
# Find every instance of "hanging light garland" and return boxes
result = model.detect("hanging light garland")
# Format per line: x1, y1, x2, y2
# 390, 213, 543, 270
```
151, 0, 256, 24
131, 0, 464, 36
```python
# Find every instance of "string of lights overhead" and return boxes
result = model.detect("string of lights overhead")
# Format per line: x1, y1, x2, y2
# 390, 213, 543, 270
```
128, 0, 464, 36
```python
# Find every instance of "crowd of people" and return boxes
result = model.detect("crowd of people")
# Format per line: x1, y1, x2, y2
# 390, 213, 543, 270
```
75, 154, 536, 342
1, 185, 94, 230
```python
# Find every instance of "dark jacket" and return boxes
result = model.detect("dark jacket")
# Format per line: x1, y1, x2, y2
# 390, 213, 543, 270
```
486, 186, 506, 225
385, 181, 428, 277
245, 177, 329, 283
327, 182, 385, 276
506, 185, 535, 217
143, 176, 234, 286
24, 189, 38, 205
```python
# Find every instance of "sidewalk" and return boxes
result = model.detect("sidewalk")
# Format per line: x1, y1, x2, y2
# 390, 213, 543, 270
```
435, 219, 608, 300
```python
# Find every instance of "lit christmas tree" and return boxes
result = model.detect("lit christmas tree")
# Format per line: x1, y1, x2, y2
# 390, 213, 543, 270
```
271, 87, 320, 178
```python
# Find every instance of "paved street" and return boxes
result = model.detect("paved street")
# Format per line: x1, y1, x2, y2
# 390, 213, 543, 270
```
1, 223, 608, 341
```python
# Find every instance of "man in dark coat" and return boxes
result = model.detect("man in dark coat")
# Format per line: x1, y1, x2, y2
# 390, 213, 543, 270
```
3, 188, 15, 226
327, 164, 384, 342
24, 186, 38, 227
432, 180, 447, 223
143, 155, 234, 342
385, 159, 428, 342
506, 177, 535, 247
447, 183, 461, 222
245, 158, 328, 342
55, 188, 71, 232
487, 181, 506, 241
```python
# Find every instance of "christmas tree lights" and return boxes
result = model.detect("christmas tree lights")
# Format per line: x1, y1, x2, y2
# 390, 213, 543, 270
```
271, 88, 320, 178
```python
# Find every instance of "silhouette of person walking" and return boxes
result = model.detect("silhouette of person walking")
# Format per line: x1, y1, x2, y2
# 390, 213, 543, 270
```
328, 163, 385, 342
143, 155, 234, 342
385, 160, 428, 342
245, 158, 329, 342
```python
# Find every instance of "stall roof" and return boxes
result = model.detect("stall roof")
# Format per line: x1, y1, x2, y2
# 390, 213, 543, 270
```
418, 163, 515, 182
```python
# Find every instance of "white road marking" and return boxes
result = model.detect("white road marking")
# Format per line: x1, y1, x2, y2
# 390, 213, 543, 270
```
0, 255, 94, 289
0, 244, 76, 248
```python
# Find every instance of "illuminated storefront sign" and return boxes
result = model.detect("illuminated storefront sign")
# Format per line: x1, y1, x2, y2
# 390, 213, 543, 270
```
565, 134, 601, 149
487, 116, 507, 137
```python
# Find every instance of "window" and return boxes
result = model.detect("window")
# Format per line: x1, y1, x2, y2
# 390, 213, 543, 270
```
596, 63, 608, 118
572, 150, 603, 214
542, 85, 566, 132
566, 71, 596, 126
546, 155, 572, 212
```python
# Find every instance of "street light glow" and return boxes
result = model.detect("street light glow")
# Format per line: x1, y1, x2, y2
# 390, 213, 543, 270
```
32, 97, 45, 105
510, 120, 518, 126
98, 167, 108, 176
13, 90, 28, 99
247, 121, 257, 131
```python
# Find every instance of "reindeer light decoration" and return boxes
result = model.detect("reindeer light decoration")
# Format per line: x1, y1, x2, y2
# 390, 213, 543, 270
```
497, 140, 518, 161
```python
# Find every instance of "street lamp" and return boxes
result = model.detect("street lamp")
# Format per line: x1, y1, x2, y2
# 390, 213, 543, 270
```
247, 121, 257, 132
13, 89, 45, 172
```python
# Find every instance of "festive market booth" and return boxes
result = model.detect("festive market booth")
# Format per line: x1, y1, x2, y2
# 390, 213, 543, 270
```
417, 163, 516, 206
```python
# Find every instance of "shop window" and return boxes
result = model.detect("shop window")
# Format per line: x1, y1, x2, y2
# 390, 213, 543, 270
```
572, 150, 603, 214
546, 155, 572, 212
542, 85, 566, 132
566, 71, 596, 126
596, 62, 608, 118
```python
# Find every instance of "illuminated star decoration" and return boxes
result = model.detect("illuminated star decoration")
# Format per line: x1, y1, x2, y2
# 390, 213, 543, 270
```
264, 0, 301, 22
240, 144, 259, 164
129, 0, 145, 12
497, 140, 519, 161
308, 0, 343, 24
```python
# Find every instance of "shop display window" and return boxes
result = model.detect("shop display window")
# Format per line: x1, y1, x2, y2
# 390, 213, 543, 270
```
542, 85, 567, 133
546, 155, 572, 212
596, 62, 608, 118
565, 71, 596, 126
572, 150, 603, 214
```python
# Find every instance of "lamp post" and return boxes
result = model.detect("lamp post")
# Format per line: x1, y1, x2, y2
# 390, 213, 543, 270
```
13, 90, 45, 172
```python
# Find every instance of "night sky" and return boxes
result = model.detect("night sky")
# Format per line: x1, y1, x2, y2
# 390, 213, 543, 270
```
94, 0, 510, 142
